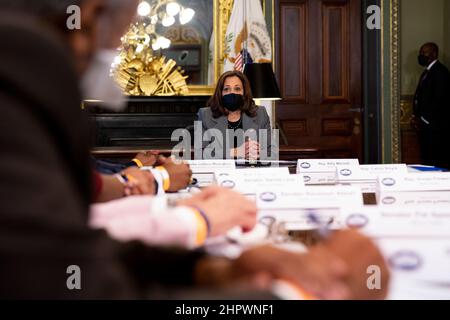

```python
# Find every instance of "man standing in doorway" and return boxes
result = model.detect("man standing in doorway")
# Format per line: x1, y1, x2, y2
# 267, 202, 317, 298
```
412, 42, 450, 169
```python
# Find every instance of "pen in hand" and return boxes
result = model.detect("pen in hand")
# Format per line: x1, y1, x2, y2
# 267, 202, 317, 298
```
306, 209, 334, 240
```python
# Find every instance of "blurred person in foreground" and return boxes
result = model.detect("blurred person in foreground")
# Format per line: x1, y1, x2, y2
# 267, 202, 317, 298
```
0, 0, 389, 299
83, 0, 193, 188
78, 0, 254, 248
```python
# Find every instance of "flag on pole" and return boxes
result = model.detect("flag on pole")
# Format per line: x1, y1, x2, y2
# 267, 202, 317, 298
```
234, 48, 254, 72
234, 50, 244, 72
224, 0, 272, 73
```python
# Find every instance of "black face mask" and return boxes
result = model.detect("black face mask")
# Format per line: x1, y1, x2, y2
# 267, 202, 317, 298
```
222, 93, 244, 112
418, 54, 430, 67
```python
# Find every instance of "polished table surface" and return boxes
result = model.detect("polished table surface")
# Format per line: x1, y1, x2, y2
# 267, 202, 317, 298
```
91, 146, 320, 160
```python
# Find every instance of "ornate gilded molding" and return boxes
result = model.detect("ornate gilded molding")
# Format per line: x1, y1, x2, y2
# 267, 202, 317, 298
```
390, 0, 401, 163
216, 0, 234, 77
187, 0, 232, 96
186, 85, 216, 95
381, 0, 401, 163
164, 26, 202, 44
190, 0, 272, 96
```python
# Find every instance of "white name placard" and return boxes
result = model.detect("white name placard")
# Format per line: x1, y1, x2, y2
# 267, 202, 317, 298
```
300, 172, 337, 185
337, 164, 408, 182
297, 159, 360, 174
258, 208, 341, 231
360, 164, 408, 174
378, 191, 450, 207
215, 167, 290, 180
256, 185, 363, 210
377, 173, 450, 193
186, 160, 236, 187
377, 239, 450, 287
341, 206, 450, 237
215, 173, 305, 194
187, 160, 236, 171
255, 186, 361, 230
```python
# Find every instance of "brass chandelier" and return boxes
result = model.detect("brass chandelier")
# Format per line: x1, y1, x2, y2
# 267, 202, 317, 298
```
112, 1, 196, 96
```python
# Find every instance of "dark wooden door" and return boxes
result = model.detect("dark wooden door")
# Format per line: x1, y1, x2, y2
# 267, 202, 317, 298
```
275, 0, 362, 160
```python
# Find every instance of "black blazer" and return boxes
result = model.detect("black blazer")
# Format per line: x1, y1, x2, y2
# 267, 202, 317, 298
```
413, 61, 450, 131
0, 13, 203, 299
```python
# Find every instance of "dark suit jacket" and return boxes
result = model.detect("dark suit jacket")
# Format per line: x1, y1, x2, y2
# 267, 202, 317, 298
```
0, 13, 203, 299
197, 106, 273, 159
413, 61, 450, 131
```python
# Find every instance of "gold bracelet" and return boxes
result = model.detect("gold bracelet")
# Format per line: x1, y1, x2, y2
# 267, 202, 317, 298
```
274, 279, 318, 300
155, 166, 171, 191
131, 158, 143, 168
188, 208, 209, 246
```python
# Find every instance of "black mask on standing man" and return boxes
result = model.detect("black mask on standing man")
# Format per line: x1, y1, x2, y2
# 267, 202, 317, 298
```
418, 54, 431, 67
222, 93, 244, 112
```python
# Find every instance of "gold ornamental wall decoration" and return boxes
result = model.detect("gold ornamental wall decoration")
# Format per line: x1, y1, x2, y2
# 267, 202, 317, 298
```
112, 23, 189, 96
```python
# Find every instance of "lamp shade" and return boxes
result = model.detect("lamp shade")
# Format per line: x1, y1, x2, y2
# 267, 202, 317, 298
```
243, 63, 281, 100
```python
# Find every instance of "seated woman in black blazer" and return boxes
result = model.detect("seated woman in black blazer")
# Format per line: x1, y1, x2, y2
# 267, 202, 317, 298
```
197, 71, 272, 160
